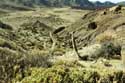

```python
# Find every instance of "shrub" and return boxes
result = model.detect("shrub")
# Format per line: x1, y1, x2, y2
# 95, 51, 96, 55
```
0, 47, 52, 83
95, 32, 116, 44
0, 38, 17, 50
21, 65, 99, 83
25, 49, 52, 67
0, 21, 13, 30
19, 62, 125, 83
95, 31, 121, 59
88, 22, 97, 30
0, 47, 22, 82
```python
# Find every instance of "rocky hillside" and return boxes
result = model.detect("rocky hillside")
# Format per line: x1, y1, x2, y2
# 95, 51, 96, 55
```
52, 5, 125, 70
59, 5, 125, 48
0, 5, 125, 83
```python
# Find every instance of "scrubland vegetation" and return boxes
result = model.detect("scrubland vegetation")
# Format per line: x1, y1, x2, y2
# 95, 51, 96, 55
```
0, 1, 125, 83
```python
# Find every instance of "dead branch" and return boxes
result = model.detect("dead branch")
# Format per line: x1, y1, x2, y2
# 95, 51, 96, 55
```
121, 46, 125, 67
71, 32, 83, 59
49, 32, 57, 55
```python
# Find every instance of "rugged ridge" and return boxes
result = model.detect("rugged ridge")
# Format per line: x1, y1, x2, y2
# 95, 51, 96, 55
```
0, 0, 117, 10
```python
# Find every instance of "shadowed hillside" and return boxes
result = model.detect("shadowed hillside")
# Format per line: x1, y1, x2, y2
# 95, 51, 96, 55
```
0, 0, 117, 9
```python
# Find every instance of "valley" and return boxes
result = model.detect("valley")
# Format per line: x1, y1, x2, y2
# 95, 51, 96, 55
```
0, 4, 125, 83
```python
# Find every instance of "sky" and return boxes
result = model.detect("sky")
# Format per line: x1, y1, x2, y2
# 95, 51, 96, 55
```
89, 0, 125, 3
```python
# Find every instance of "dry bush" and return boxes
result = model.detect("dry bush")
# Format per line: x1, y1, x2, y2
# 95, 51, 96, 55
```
25, 49, 52, 67
95, 31, 117, 44
0, 47, 22, 83
95, 31, 121, 59
0, 47, 52, 83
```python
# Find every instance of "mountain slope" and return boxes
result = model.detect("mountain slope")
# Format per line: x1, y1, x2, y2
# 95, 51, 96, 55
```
58, 6, 125, 49
118, 1, 125, 6
0, 4, 125, 83
0, 0, 117, 10
93, 1, 116, 8
0, 2, 33, 12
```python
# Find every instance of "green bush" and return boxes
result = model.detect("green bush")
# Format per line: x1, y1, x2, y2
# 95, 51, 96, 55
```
20, 63, 125, 83
21, 65, 99, 83
101, 42, 121, 59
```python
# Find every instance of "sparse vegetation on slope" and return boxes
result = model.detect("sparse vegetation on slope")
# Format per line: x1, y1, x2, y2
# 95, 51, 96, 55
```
0, 4, 125, 83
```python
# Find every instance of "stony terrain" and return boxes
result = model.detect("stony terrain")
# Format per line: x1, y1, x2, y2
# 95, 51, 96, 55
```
0, 5, 125, 83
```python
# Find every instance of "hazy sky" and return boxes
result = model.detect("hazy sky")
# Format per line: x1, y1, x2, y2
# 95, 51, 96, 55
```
89, 0, 125, 3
